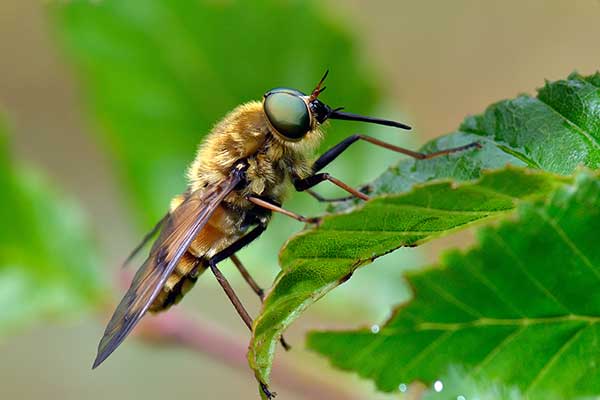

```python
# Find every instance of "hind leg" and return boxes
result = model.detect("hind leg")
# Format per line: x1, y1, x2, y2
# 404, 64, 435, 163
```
230, 254, 291, 350
207, 224, 267, 331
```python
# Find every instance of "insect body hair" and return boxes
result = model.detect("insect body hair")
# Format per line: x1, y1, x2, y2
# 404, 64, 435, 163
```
146, 100, 326, 313
187, 101, 323, 206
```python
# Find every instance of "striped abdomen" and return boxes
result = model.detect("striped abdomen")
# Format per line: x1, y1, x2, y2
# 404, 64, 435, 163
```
148, 252, 207, 312
148, 204, 241, 313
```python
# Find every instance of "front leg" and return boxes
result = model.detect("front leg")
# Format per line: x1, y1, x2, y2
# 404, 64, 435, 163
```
295, 134, 481, 201
311, 134, 481, 173
305, 189, 358, 203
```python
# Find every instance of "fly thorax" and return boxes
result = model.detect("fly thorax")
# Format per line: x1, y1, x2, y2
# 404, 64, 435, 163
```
249, 178, 266, 195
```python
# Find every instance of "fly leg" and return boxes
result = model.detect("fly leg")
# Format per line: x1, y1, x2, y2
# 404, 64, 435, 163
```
207, 223, 278, 399
293, 172, 369, 200
121, 212, 169, 268
305, 189, 357, 203
230, 254, 291, 351
230, 254, 265, 300
247, 195, 321, 224
208, 223, 266, 331
312, 135, 481, 171
295, 135, 481, 200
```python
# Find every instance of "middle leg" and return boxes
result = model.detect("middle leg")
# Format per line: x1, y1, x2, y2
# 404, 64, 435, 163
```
230, 254, 265, 300
247, 195, 321, 224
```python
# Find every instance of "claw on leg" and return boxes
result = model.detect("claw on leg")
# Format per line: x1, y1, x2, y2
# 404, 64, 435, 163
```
261, 382, 277, 399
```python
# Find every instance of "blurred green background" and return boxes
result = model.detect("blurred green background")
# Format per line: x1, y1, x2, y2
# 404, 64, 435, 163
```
0, 0, 599, 399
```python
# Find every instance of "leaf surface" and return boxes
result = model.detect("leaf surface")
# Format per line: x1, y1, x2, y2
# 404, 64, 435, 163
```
364, 72, 600, 200
309, 171, 600, 399
249, 168, 570, 385
249, 73, 600, 390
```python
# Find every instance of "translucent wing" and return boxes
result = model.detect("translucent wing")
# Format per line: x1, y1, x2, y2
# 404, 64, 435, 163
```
121, 212, 169, 269
93, 173, 242, 368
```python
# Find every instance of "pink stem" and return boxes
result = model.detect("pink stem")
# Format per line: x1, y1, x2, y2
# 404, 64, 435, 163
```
133, 310, 363, 400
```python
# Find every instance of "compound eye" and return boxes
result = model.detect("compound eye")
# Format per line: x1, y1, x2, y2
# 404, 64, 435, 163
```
263, 89, 310, 140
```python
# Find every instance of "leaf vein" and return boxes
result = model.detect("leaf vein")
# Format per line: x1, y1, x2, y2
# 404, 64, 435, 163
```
472, 325, 525, 375
425, 279, 483, 319
537, 209, 600, 283
537, 96, 600, 148
463, 258, 526, 317
524, 323, 591, 394
490, 230, 573, 314
373, 203, 506, 215
399, 330, 454, 377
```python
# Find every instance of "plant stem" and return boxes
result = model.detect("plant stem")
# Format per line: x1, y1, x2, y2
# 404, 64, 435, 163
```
133, 309, 364, 400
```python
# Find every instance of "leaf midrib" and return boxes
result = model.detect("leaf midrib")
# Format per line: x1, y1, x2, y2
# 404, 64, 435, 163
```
380, 314, 600, 334
537, 91, 600, 149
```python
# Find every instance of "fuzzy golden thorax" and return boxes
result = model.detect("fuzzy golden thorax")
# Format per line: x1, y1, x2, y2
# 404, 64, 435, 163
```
187, 101, 323, 205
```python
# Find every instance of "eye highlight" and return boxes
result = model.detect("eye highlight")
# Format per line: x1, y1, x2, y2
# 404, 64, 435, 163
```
263, 88, 311, 140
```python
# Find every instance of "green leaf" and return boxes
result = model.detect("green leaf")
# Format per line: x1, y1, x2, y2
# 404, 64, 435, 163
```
52, 5, 600, 394
249, 168, 570, 384
249, 72, 600, 390
362, 72, 600, 201
0, 120, 105, 336
308, 171, 600, 399
50, 0, 383, 226
421, 366, 525, 400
